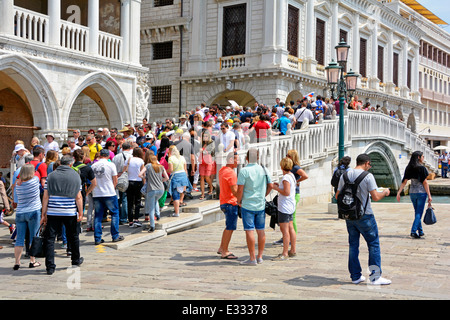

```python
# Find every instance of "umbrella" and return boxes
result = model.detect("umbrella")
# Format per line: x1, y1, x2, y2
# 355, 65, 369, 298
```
228, 100, 239, 108
433, 146, 449, 151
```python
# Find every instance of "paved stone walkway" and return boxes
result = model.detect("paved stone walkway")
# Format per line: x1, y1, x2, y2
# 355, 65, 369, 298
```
0, 202, 448, 301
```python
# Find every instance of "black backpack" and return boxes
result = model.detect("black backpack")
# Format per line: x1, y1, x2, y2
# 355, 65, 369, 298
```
331, 167, 347, 190
337, 171, 370, 220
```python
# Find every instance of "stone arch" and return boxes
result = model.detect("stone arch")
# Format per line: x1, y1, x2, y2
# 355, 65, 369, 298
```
0, 54, 59, 130
364, 141, 402, 192
208, 89, 257, 108
62, 72, 132, 130
286, 90, 303, 106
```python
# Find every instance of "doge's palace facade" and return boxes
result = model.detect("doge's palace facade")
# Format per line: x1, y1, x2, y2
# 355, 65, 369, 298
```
0, 0, 149, 168
141, 0, 449, 137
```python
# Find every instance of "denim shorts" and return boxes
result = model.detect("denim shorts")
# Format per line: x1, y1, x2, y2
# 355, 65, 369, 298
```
278, 212, 293, 224
241, 207, 265, 231
220, 204, 238, 230
15, 209, 41, 247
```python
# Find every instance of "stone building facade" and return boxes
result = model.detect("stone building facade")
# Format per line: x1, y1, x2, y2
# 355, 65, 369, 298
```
0, 0, 149, 168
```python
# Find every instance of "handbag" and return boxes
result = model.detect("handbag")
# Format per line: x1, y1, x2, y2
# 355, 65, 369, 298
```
29, 224, 45, 257
423, 206, 436, 225
117, 157, 131, 192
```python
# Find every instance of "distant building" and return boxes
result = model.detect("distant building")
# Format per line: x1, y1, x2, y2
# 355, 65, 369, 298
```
140, 0, 449, 147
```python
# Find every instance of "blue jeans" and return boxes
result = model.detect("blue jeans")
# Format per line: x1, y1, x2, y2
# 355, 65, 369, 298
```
118, 191, 128, 224
15, 209, 41, 247
145, 190, 164, 228
441, 162, 448, 178
346, 214, 381, 281
93, 196, 120, 243
410, 193, 427, 236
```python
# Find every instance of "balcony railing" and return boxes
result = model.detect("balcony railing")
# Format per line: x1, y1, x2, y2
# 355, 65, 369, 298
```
14, 7, 49, 44
10, 6, 123, 61
220, 55, 246, 70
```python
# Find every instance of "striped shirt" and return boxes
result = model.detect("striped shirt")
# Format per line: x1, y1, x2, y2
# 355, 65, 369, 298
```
44, 181, 81, 217
15, 176, 42, 214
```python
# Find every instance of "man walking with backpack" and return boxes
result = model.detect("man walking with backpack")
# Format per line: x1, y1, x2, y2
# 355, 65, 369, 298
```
335, 153, 391, 285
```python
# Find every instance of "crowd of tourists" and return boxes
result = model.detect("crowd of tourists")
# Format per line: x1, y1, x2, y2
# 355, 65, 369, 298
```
0, 94, 431, 285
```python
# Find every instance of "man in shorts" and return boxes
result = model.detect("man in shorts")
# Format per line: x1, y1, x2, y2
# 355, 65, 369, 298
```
237, 148, 273, 265
217, 152, 240, 260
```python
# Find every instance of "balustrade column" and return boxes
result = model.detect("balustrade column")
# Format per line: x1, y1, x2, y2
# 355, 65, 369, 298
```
48, 0, 60, 46
88, 0, 99, 55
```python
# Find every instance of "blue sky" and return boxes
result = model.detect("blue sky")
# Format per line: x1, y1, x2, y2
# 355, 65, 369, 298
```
417, 0, 450, 31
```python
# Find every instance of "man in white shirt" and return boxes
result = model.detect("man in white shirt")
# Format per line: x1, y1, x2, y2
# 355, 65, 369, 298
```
91, 149, 124, 245
68, 138, 81, 153
294, 98, 314, 130
112, 142, 132, 224
220, 123, 236, 152
43, 133, 60, 155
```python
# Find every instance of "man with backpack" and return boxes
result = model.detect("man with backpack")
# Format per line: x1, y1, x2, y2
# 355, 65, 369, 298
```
335, 153, 391, 286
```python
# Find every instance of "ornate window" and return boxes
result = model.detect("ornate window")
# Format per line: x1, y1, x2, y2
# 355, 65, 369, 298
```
393, 52, 399, 86
360, 38, 367, 78
222, 3, 247, 57
378, 45, 384, 82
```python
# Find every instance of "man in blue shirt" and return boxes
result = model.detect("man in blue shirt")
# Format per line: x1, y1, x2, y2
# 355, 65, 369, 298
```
237, 148, 273, 266
278, 112, 291, 135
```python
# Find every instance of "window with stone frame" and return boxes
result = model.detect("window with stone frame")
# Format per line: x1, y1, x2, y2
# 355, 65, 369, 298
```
378, 45, 384, 83
360, 38, 367, 78
393, 52, 399, 87
151, 85, 172, 104
287, 5, 299, 57
222, 3, 247, 57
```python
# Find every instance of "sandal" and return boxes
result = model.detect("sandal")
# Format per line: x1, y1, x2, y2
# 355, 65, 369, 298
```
199, 196, 205, 200
29, 261, 41, 268
221, 253, 238, 260
179, 202, 187, 207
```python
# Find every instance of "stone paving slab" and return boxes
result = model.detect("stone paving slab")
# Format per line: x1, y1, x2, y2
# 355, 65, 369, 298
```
0, 202, 448, 302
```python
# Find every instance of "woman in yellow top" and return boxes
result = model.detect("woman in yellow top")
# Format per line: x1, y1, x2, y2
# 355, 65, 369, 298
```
167, 145, 191, 217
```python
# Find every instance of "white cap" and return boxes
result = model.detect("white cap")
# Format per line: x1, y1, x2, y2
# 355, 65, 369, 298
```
14, 144, 26, 153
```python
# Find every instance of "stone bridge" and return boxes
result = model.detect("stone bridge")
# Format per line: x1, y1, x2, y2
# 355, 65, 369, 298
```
214, 110, 438, 206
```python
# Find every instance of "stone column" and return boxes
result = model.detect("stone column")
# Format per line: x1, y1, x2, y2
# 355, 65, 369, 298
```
275, 0, 288, 66
330, 0, 339, 61
187, 0, 206, 72
385, 31, 395, 94
129, 0, 141, 64
0, 0, 14, 35
121, 0, 130, 61
48, 0, 61, 46
369, 20, 379, 90
352, 13, 360, 85
304, 0, 317, 73
88, 0, 99, 55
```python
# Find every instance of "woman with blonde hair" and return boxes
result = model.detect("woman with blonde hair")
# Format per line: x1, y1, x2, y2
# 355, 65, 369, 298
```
13, 164, 42, 270
139, 154, 169, 231
167, 145, 190, 217
271, 157, 297, 260
286, 149, 308, 233
81, 146, 91, 164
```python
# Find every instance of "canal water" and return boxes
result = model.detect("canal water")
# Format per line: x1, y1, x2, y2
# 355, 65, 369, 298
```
380, 195, 450, 204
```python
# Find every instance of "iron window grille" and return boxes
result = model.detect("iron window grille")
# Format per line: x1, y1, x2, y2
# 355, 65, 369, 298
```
287, 5, 299, 57
151, 86, 172, 104
154, 0, 174, 7
153, 42, 173, 60
222, 3, 247, 57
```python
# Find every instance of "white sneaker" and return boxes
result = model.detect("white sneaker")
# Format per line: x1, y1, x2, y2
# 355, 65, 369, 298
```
370, 277, 391, 285
352, 275, 366, 284
240, 259, 257, 266
256, 257, 263, 264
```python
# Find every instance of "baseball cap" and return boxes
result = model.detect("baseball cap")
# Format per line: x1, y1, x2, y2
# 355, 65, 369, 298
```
146, 133, 154, 139
100, 149, 110, 157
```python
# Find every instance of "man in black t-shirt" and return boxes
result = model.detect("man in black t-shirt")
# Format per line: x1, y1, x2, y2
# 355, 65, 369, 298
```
72, 149, 97, 209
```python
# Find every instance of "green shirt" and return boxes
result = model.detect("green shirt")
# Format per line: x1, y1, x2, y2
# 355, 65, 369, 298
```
237, 163, 271, 211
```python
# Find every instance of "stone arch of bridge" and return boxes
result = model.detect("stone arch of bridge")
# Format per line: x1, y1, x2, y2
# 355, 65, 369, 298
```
364, 141, 402, 192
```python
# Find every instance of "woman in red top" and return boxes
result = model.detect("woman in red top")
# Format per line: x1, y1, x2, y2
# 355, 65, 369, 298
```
251, 114, 271, 142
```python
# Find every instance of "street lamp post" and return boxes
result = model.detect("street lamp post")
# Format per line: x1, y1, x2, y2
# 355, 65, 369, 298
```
325, 39, 359, 161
